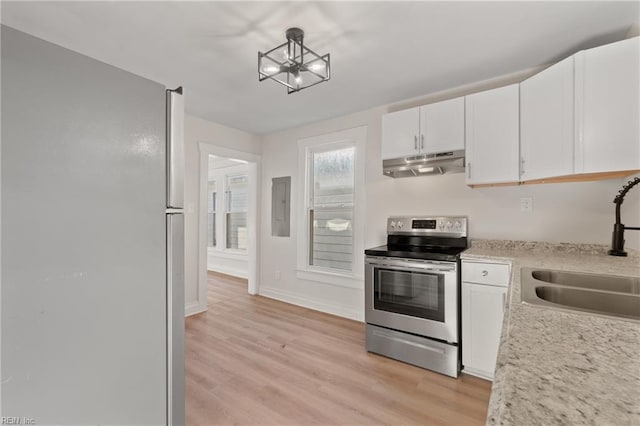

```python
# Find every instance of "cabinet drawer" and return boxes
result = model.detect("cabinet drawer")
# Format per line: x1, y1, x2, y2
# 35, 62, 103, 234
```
462, 261, 510, 287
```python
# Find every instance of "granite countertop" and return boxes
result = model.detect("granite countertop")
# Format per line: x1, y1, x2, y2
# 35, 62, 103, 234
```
461, 240, 640, 426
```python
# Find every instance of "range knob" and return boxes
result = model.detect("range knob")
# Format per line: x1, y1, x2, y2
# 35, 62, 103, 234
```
446, 221, 452, 229
390, 221, 396, 229
454, 221, 461, 229
397, 221, 404, 229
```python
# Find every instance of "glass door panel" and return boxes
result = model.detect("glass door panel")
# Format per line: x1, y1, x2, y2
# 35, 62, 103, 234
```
373, 267, 445, 322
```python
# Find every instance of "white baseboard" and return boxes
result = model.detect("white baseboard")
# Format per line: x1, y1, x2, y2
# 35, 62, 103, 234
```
259, 286, 364, 322
185, 301, 207, 317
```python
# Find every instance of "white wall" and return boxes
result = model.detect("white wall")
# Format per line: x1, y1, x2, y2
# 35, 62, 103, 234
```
258, 69, 640, 322
184, 114, 260, 315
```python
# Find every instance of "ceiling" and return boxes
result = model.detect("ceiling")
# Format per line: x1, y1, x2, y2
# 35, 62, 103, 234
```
2, 1, 638, 134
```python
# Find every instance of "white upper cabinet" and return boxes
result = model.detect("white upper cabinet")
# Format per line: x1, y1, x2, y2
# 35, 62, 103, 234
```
381, 107, 420, 160
520, 56, 575, 181
420, 97, 465, 154
465, 84, 520, 185
575, 37, 640, 174
381, 97, 465, 160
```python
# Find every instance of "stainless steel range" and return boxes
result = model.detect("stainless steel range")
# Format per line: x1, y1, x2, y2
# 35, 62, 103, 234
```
364, 216, 468, 378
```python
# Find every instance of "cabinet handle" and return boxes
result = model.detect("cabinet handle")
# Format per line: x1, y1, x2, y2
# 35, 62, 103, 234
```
481, 270, 488, 277
414, 136, 418, 150
520, 157, 526, 176
502, 292, 506, 311
467, 162, 471, 179
420, 134, 425, 150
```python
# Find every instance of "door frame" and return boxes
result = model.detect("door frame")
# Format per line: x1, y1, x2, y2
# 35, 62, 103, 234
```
197, 142, 261, 311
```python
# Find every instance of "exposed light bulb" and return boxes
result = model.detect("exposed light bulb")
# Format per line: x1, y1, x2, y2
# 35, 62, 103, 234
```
263, 66, 279, 74
309, 63, 324, 71
294, 74, 303, 85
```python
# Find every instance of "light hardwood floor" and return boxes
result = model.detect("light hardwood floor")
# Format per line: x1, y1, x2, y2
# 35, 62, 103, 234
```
185, 271, 492, 426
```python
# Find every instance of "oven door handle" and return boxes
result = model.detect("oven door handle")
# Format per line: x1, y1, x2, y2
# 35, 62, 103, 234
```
365, 257, 455, 272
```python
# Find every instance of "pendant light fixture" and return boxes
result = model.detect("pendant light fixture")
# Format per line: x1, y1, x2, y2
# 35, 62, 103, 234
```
258, 27, 331, 94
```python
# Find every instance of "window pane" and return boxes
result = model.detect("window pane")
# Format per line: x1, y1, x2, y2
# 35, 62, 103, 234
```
309, 208, 353, 271
207, 180, 216, 247
312, 147, 355, 207
226, 174, 248, 212
225, 174, 248, 251
226, 212, 247, 250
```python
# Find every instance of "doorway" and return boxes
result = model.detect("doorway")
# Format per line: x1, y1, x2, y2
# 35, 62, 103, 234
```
198, 143, 260, 311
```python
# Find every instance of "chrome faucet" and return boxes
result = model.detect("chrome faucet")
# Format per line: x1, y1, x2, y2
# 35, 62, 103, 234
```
609, 176, 640, 256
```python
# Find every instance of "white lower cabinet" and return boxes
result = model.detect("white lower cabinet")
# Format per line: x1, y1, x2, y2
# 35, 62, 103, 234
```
461, 260, 510, 380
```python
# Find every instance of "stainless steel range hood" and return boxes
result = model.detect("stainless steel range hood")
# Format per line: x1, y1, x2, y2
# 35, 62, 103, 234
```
383, 149, 465, 178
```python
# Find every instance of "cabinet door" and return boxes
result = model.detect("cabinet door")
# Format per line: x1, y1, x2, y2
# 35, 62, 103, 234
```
575, 37, 640, 173
465, 84, 520, 185
381, 107, 420, 160
520, 56, 575, 181
420, 97, 465, 153
461, 282, 507, 380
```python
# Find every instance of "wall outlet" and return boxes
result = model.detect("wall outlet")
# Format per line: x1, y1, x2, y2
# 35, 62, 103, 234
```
274, 270, 281, 281
520, 197, 533, 213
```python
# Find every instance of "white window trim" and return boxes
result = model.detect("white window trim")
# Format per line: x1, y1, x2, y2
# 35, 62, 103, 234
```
206, 179, 218, 248
296, 126, 367, 289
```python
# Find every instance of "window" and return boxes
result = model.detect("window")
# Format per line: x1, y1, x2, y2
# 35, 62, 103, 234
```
308, 146, 355, 272
297, 126, 366, 285
207, 180, 217, 247
225, 174, 248, 250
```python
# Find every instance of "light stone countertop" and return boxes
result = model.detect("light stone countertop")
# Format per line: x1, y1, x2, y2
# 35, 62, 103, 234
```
461, 240, 640, 426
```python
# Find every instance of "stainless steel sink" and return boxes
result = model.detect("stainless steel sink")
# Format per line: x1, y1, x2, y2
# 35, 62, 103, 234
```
531, 270, 640, 294
535, 286, 640, 318
521, 268, 640, 321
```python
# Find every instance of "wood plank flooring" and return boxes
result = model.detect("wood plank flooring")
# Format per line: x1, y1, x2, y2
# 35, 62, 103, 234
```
185, 271, 492, 425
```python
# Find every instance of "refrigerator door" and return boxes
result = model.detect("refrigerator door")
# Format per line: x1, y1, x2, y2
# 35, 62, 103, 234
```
2, 26, 167, 424
167, 88, 185, 209
167, 212, 185, 426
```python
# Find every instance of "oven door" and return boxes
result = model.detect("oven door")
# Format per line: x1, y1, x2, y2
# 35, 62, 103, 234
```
365, 256, 458, 343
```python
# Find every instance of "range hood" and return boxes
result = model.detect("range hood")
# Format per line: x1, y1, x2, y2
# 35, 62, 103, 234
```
383, 149, 465, 178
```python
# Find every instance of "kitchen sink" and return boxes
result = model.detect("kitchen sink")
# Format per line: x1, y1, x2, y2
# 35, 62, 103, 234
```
521, 268, 640, 321
531, 270, 640, 294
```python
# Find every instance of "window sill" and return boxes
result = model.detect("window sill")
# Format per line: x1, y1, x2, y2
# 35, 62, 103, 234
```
296, 268, 364, 289
207, 247, 248, 259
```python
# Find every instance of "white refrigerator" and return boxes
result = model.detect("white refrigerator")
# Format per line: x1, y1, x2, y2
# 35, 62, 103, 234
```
1, 25, 185, 425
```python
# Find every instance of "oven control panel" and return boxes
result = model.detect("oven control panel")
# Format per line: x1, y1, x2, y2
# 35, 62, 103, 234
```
387, 216, 467, 237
